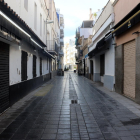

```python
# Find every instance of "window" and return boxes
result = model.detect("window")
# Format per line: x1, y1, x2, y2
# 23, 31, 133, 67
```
40, 14, 42, 36
33, 55, 36, 78
24, 0, 28, 11
90, 60, 93, 74
21, 51, 28, 81
34, 3, 37, 30
40, 58, 42, 75
100, 54, 105, 76
44, 20, 45, 35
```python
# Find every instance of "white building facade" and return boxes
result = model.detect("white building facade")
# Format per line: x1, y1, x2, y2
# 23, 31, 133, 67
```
88, 0, 115, 91
64, 40, 77, 70
0, 0, 63, 113
56, 9, 64, 70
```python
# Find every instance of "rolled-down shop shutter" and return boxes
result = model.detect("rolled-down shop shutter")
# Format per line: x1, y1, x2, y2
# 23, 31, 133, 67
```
0, 41, 9, 113
124, 40, 136, 99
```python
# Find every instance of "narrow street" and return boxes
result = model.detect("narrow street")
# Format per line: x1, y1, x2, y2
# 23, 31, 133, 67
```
0, 72, 140, 140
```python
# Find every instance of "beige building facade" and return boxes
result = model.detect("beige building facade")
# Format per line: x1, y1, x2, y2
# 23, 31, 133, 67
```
113, 0, 140, 103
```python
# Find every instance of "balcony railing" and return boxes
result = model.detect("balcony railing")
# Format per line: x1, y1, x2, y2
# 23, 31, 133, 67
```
75, 53, 80, 61
60, 34, 64, 38
80, 39, 88, 50
60, 38, 64, 43
59, 49, 64, 56
60, 29, 64, 34
47, 40, 58, 55
60, 42, 64, 46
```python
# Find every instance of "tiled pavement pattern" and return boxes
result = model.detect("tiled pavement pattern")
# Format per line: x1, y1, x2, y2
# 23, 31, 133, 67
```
0, 73, 140, 139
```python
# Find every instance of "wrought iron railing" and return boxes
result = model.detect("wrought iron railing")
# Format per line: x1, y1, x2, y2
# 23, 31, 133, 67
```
47, 40, 58, 53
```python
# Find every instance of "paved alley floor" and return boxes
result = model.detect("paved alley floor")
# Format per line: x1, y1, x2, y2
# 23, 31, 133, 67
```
1, 72, 140, 140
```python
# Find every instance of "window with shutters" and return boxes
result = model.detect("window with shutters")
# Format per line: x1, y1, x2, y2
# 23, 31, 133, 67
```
40, 58, 42, 75
24, 0, 28, 11
47, 58, 48, 70
34, 3, 37, 30
100, 54, 105, 76
40, 14, 42, 36
33, 55, 36, 78
44, 20, 45, 35
21, 51, 28, 81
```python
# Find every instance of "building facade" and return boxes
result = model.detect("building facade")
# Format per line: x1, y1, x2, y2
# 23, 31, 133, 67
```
64, 40, 77, 70
0, 0, 63, 113
75, 20, 93, 76
56, 9, 64, 70
88, 0, 115, 91
112, 0, 140, 103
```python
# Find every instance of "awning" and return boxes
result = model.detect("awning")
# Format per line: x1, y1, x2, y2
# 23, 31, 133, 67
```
88, 33, 112, 57
112, 3, 140, 36
0, 1, 55, 59
75, 60, 82, 64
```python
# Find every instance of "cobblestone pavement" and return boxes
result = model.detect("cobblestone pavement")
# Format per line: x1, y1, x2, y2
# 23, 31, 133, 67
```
1, 72, 140, 140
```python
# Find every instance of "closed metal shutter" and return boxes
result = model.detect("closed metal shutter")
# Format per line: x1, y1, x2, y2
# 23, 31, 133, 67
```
0, 41, 9, 113
33, 55, 36, 78
124, 40, 136, 99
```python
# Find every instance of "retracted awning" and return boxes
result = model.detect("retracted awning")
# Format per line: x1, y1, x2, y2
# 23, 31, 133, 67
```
75, 60, 82, 64
88, 33, 112, 57
112, 3, 140, 36
88, 37, 105, 57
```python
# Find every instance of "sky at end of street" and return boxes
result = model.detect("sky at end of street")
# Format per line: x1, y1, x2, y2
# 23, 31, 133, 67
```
54, 0, 109, 44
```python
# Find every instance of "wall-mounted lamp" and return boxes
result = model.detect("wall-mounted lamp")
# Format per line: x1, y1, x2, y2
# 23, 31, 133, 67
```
132, 31, 140, 35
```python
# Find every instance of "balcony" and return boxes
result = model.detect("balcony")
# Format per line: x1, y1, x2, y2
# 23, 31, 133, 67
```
81, 39, 88, 51
75, 53, 78, 60
47, 40, 58, 55
60, 17, 64, 25
60, 42, 64, 47
60, 24, 64, 28
60, 26, 64, 30
75, 52, 81, 61
59, 49, 64, 57
60, 34, 64, 38
60, 29, 64, 34
60, 38, 64, 43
